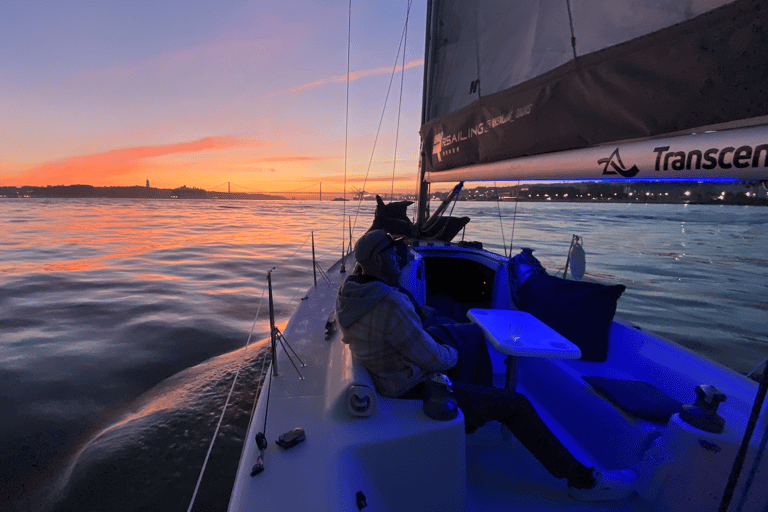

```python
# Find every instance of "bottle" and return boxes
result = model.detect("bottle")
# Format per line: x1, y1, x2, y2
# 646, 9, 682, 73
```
423, 373, 458, 421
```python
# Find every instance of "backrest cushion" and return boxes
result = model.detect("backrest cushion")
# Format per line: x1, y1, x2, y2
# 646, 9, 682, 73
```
515, 272, 625, 362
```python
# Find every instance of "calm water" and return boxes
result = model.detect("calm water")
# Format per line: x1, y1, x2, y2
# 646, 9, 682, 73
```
1, 199, 766, 511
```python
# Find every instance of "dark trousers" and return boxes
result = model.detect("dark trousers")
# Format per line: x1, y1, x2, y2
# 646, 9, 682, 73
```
426, 323, 594, 488
452, 381, 593, 487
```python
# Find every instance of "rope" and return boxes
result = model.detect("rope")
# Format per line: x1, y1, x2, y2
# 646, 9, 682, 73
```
186, 288, 267, 512
494, 182, 507, 257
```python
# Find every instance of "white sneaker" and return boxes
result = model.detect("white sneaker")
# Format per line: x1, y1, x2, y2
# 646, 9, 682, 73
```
568, 469, 636, 502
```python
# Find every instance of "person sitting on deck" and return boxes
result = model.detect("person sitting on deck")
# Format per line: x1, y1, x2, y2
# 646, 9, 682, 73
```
335, 229, 637, 502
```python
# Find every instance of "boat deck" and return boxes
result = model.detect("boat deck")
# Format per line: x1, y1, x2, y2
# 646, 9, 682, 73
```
464, 400, 652, 512
229, 252, 767, 512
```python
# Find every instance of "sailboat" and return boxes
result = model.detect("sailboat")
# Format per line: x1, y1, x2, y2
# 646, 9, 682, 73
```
227, 1, 768, 510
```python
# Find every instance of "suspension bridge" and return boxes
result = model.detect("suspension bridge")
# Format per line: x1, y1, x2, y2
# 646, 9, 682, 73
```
205, 182, 415, 201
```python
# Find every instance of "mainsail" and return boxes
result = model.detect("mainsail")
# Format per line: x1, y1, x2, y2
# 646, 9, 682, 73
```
419, 0, 768, 184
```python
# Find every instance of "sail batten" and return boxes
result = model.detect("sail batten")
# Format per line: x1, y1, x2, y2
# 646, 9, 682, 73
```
420, 0, 768, 181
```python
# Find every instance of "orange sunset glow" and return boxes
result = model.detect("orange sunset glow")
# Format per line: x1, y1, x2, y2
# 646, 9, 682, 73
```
1, 2, 427, 196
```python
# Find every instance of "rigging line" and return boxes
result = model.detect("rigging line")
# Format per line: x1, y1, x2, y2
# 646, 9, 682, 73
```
565, 0, 578, 60
473, 0, 481, 98
494, 181, 507, 257
277, 333, 304, 379
343, 0, 351, 259
186, 287, 267, 512
351, 3, 413, 236
315, 261, 332, 286
429, 188, 461, 240
390, 0, 412, 201
277, 329, 306, 367
508, 181, 520, 256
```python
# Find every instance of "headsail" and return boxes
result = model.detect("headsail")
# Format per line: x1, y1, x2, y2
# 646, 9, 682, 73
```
419, 0, 768, 183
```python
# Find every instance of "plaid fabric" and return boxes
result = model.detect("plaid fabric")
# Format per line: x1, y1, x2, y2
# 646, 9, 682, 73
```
340, 288, 458, 398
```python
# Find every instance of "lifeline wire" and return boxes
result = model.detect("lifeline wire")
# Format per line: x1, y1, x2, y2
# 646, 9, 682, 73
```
187, 211, 346, 510
186, 287, 268, 512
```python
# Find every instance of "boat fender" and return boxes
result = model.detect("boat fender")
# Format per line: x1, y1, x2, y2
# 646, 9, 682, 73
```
568, 241, 586, 280
275, 427, 306, 449
423, 373, 458, 421
679, 384, 726, 434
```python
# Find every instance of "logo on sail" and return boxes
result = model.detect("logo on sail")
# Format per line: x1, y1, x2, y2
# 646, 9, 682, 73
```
433, 132, 444, 162
430, 105, 533, 166
599, 148, 640, 178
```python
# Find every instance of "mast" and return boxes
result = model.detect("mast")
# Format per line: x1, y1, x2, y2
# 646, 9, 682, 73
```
416, 0, 435, 231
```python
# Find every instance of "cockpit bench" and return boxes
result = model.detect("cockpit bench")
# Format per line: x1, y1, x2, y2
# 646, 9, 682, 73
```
323, 337, 468, 510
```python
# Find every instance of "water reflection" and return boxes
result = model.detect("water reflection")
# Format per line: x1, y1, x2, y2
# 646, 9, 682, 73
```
0, 199, 766, 511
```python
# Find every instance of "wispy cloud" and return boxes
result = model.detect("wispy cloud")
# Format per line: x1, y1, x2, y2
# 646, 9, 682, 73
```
12, 136, 262, 186
288, 58, 423, 93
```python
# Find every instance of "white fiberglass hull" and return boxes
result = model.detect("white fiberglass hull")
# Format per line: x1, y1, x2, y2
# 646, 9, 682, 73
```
229, 245, 767, 512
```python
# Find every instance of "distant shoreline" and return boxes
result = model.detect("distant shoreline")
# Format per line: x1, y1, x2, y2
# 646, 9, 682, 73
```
1, 183, 766, 205
0, 184, 285, 201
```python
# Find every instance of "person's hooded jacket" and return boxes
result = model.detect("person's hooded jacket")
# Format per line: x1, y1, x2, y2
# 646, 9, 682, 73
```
335, 274, 457, 397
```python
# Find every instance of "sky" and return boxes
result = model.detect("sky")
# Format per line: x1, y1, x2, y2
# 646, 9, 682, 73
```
0, 1, 427, 196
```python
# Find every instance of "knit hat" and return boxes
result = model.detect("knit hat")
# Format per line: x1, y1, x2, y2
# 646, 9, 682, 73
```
354, 230, 397, 262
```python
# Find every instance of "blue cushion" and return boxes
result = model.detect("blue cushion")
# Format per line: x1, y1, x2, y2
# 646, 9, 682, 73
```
514, 272, 625, 362
583, 376, 683, 423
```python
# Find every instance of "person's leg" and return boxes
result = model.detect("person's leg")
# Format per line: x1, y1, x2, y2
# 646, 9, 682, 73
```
427, 323, 493, 387
452, 381, 595, 488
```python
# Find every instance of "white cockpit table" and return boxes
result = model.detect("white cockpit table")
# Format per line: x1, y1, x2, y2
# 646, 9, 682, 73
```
467, 308, 582, 391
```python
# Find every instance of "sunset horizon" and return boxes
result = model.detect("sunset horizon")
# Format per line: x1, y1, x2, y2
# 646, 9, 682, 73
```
1, 1, 427, 195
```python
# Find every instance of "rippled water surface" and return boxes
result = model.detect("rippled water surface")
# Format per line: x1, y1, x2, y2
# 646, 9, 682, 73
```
1, 199, 766, 511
